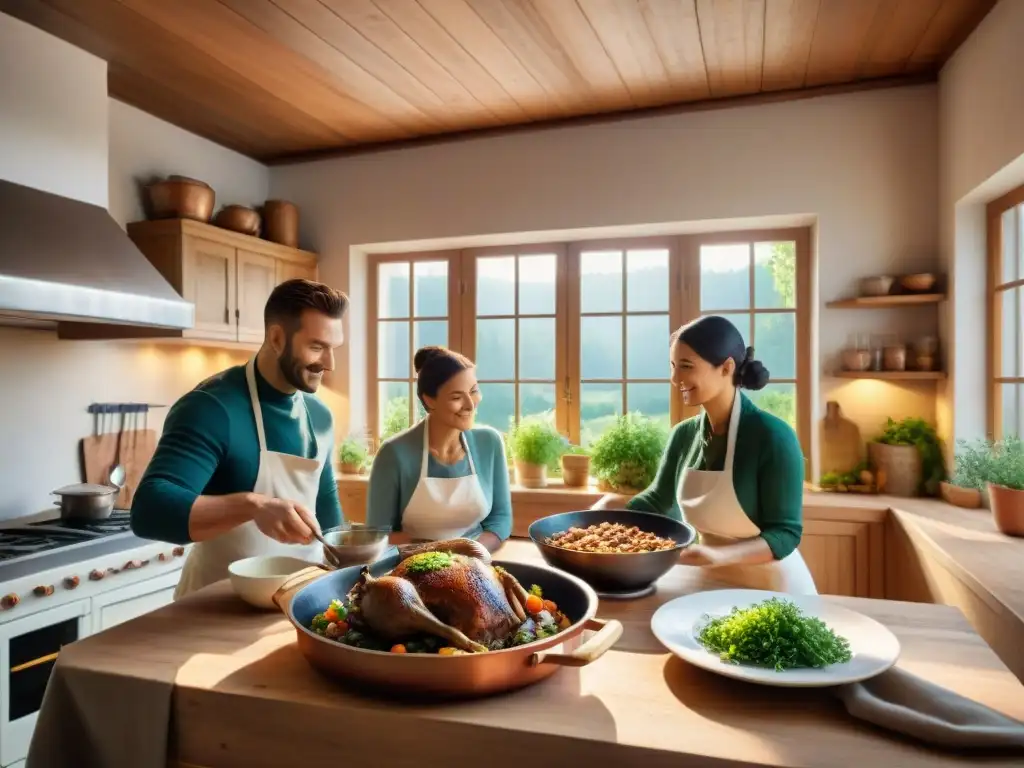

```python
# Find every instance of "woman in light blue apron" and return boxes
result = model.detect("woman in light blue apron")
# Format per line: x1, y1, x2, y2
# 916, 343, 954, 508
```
367, 346, 512, 552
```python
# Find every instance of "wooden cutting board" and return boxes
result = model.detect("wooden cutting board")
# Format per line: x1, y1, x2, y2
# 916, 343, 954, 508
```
81, 427, 157, 508
819, 400, 864, 475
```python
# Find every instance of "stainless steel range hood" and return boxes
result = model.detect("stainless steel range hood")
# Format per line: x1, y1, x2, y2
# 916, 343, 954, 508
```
0, 178, 194, 329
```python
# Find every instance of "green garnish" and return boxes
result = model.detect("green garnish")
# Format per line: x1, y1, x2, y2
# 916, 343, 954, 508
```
328, 599, 347, 620
310, 613, 329, 634
403, 551, 453, 573
528, 584, 543, 598
697, 598, 853, 672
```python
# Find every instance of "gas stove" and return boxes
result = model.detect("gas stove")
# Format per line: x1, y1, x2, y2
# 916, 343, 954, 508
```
0, 511, 133, 564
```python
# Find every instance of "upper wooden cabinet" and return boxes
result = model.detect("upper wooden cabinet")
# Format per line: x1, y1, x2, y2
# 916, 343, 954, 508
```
58, 219, 318, 347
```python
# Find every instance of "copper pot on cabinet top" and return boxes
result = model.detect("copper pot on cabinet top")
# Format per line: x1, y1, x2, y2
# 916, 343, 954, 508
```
146, 177, 215, 222
262, 200, 299, 248
214, 205, 261, 237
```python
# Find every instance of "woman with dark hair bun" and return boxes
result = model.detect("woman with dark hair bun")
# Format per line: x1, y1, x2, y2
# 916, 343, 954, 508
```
593, 315, 816, 594
366, 346, 512, 552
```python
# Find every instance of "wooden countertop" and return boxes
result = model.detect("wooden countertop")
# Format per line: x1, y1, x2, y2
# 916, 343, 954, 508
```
55, 541, 1024, 768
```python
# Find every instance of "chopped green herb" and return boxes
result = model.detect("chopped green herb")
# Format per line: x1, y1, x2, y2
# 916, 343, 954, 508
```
310, 613, 329, 634
529, 584, 543, 598
697, 598, 853, 672
403, 551, 454, 573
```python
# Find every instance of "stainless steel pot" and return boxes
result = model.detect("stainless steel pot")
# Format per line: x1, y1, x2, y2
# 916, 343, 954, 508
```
52, 483, 117, 520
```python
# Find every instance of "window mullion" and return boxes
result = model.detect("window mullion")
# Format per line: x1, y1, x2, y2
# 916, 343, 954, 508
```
565, 245, 581, 444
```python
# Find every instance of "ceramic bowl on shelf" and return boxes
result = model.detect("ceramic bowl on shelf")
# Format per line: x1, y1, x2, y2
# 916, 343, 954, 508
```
841, 348, 871, 372
859, 276, 894, 296
899, 273, 937, 293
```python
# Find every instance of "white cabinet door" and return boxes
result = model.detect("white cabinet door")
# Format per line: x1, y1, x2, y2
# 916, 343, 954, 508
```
90, 571, 180, 634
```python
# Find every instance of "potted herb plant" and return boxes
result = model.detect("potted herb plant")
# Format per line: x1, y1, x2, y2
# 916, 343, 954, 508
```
984, 436, 1024, 536
338, 436, 369, 475
507, 417, 564, 489
560, 444, 591, 488
939, 438, 990, 509
868, 417, 945, 498
589, 414, 667, 495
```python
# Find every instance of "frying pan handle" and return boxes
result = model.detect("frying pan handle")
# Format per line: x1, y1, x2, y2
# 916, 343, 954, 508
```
530, 618, 623, 668
270, 564, 330, 613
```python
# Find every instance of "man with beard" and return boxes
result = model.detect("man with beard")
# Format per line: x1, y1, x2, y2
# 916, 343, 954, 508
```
131, 279, 348, 600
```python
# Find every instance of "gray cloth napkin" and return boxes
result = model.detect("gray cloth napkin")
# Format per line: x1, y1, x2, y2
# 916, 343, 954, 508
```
835, 666, 1024, 750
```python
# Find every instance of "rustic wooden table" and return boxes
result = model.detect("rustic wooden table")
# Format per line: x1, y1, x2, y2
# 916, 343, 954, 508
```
35, 540, 1024, 768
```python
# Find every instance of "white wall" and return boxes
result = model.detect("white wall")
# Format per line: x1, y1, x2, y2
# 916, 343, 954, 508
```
937, 0, 1024, 449
0, 11, 266, 519
271, 84, 942, 465
108, 99, 269, 228
0, 12, 107, 207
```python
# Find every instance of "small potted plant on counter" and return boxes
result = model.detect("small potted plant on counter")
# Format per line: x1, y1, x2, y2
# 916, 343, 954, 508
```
338, 436, 369, 476
589, 413, 667, 495
939, 438, 990, 509
507, 417, 564, 489
560, 444, 591, 488
984, 436, 1024, 536
869, 417, 945, 497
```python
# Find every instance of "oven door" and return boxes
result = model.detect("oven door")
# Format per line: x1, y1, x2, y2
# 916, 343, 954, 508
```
0, 599, 90, 767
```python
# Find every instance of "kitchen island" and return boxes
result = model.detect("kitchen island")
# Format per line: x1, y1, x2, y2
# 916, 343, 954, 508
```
31, 541, 1024, 768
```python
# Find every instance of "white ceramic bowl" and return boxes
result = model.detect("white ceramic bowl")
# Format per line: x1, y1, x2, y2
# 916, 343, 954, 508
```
321, 526, 390, 568
228, 555, 318, 609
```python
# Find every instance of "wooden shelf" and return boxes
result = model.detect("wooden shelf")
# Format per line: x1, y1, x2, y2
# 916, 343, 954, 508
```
833, 370, 946, 380
826, 293, 944, 308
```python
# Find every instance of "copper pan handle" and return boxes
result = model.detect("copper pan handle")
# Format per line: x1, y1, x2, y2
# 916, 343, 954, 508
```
530, 618, 623, 668
271, 564, 330, 614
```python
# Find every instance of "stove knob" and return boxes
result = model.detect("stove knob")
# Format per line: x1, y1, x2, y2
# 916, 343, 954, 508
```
123, 559, 143, 570
172, 546, 185, 557
89, 569, 105, 581
64, 576, 80, 589
33, 585, 55, 597
1, 593, 19, 610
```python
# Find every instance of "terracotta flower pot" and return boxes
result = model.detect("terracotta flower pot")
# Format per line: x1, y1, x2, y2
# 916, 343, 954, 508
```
939, 481, 981, 509
987, 483, 1024, 537
560, 454, 591, 488
515, 460, 547, 489
339, 462, 364, 476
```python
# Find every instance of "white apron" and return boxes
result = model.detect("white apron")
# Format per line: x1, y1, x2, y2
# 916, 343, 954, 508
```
400, 417, 489, 542
173, 358, 326, 600
677, 389, 817, 595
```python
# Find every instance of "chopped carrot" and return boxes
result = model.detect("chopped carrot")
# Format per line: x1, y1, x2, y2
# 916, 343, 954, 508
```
390, 644, 407, 654
335, 620, 349, 634
525, 594, 544, 614
438, 647, 460, 656
543, 599, 558, 612
324, 607, 339, 623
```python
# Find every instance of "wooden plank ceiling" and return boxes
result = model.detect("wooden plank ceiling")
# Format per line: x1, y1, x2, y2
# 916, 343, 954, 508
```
1, 0, 997, 162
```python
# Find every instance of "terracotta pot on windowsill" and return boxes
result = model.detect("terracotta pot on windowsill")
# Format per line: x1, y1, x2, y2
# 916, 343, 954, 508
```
560, 454, 591, 488
515, 460, 547, 489
987, 483, 1024, 537
939, 481, 982, 509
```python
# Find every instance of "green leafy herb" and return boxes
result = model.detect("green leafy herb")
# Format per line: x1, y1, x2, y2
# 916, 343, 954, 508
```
310, 613, 330, 634
589, 413, 668, 491
507, 417, 565, 466
874, 417, 946, 495
697, 597, 853, 671
403, 551, 453, 573
338, 436, 369, 468
528, 584, 543, 598
952, 436, 1024, 491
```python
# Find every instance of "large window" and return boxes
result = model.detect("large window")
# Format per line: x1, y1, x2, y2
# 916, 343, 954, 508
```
988, 185, 1024, 439
366, 228, 810, 457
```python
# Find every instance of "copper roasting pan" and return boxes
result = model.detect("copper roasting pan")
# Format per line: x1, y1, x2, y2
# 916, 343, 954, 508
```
273, 554, 623, 700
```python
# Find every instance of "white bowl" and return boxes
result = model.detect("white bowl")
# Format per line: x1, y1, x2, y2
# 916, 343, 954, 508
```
228, 555, 318, 609
322, 526, 390, 567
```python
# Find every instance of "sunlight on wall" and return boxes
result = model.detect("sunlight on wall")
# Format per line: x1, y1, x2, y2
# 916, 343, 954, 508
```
827, 379, 939, 441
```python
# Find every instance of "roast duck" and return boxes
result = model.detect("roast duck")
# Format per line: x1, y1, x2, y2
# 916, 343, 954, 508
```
346, 539, 535, 653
